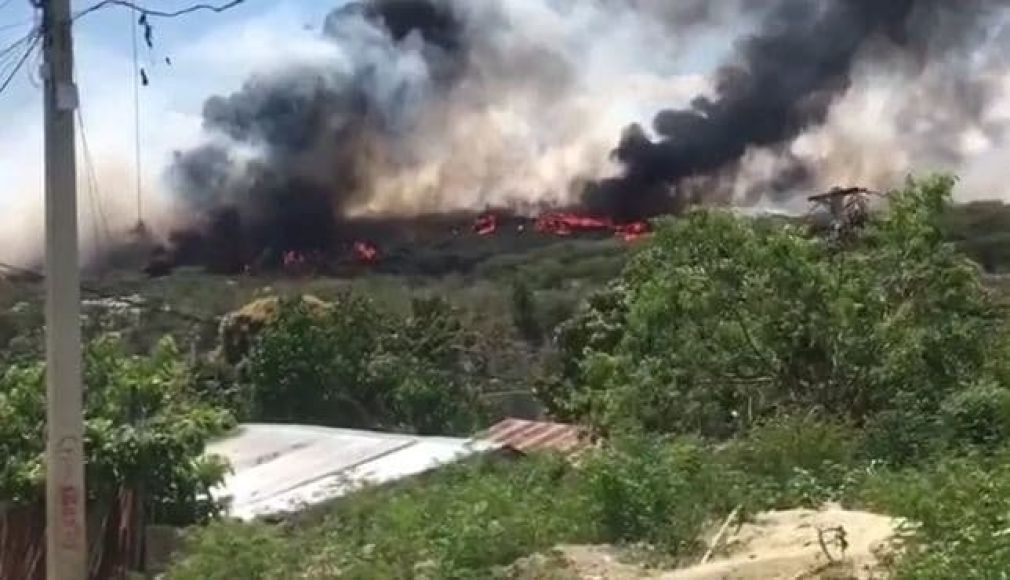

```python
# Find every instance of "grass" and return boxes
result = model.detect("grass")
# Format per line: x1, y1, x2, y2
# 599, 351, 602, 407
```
166, 441, 750, 580
13, 201, 1010, 578
164, 419, 864, 580
164, 410, 1010, 580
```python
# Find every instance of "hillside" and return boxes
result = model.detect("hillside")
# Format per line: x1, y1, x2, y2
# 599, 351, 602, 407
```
7, 182, 1010, 579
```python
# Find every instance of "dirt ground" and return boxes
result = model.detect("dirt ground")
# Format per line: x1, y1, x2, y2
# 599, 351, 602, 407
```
506, 504, 905, 580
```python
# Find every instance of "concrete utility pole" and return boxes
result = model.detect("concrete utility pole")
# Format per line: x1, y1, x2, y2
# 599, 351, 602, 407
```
42, 0, 87, 578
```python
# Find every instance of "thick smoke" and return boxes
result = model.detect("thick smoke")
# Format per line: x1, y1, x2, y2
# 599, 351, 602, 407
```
586, 0, 1007, 219
167, 0, 723, 264
164, 0, 1010, 269
170, 0, 466, 259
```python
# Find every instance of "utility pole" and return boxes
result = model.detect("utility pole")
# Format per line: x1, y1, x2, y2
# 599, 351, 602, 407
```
42, 0, 87, 578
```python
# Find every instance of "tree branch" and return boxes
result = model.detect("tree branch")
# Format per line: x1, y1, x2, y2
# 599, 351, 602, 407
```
74, 0, 246, 21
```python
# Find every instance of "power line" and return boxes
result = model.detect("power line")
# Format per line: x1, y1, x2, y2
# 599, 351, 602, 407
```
0, 16, 35, 33
0, 26, 36, 62
74, 0, 247, 21
0, 29, 38, 96
129, 7, 142, 226
76, 105, 113, 251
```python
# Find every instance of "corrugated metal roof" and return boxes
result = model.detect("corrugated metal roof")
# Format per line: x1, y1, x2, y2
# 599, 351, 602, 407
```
481, 418, 589, 456
206, 424, 500, 520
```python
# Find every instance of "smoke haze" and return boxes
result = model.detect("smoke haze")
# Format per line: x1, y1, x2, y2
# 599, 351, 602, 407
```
4, 0, 1010, 267
170, 0, 1010, 245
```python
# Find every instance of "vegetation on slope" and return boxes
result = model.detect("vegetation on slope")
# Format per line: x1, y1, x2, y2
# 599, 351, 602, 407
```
8, 176, 1010, 578
1, 336, 233, 525
158, 176, 1010, 579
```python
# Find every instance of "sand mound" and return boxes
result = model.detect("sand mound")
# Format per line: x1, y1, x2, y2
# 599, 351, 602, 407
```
509, 505, 905, 580
666, 504, 904, 579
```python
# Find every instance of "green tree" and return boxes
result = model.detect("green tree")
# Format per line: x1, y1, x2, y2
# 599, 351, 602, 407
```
549, 176, 1005, 450
0, 335, 233, 524
245, 293, 384, 427
244, 293, 484, 435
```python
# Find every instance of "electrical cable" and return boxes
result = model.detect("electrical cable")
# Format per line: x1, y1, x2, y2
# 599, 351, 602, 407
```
129, 7, 142, 227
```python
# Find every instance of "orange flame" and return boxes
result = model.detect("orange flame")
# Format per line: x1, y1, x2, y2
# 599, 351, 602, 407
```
535, 213, 613, 236
474, 213, 499, 236
354, 241, 379, 264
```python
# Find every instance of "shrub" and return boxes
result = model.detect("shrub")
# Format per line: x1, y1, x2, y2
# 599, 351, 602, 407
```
166, 441, 748, 580
548, 176, 1005, 443
165, 521, 291, 580
511, 277, 542, 344
0, 335, 233, 524
940, 381, 1010, 450
718, 415, 862, 508
855, 450, 1010, 579
289, 456, 591, 580
243, 293, 485, 435
579, 437, 737, 555
245, 294, 383, 427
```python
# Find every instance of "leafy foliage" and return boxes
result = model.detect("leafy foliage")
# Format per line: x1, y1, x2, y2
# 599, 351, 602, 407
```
581, 437, 735, 553
166, 440, 753, 580
163, 520, 292, 580
0, 336, 233, 524
546, 177, 1005, 455
510, 277, 542, 344
244, 293, 484, 435
856, 450, 1010, 579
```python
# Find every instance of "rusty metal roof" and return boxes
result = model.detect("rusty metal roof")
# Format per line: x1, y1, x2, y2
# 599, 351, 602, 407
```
481, 418, 589, 456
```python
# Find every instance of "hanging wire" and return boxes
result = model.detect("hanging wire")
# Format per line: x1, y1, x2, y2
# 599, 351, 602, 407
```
0, 28, 40, 96
130, 8, 143, 228
76, 104, 113, 255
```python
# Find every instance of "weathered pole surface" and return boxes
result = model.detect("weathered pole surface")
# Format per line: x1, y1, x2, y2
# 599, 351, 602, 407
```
42, 0, 87, 578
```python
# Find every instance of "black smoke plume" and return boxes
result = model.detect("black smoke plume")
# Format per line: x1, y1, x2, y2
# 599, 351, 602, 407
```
584, 0, 999, 220
154, 0, 1006, 275
167, 0, 465, 272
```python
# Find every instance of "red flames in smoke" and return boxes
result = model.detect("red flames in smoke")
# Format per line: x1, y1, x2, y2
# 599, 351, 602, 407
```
615, 221, 651, 242
535, 213, 613, 236
473, 211, 651, 242
354, 241, 380, 264
474, 213, 499, 236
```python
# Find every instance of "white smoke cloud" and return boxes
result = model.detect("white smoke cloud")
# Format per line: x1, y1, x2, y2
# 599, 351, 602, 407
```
731, 4, 1010, 205
7, 0, 1010, 270
326, 0, 724, 216
0, 1, 335, 267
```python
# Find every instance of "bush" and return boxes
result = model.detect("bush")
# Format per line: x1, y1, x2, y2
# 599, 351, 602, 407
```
855, 450, 1010, 579
243, 293, 485, 435
246, 294, 383, 427
718, 415, 863, 508
0, 335, 233, 524
548, 176, 1006, 447
940, 382, 1010, 450
511, 277, 542, 344
165, 521, 291, 580
166, 437, 757, 579
580, 437, 736, 555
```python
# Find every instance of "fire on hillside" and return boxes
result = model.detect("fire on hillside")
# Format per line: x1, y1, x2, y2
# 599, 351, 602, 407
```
144, 208, 651, 278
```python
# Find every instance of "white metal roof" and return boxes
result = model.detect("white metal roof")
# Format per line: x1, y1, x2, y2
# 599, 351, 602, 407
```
205, 423, 499, 520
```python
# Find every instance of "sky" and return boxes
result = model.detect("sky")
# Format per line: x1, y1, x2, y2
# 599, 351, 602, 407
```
0, 0, 352, 262
0, 0, 732, 265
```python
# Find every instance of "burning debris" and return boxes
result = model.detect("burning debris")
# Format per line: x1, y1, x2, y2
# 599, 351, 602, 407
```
474, 214, 498, 236
130, 0, 1005, 278
532, 213, 652, 242
353, 241, 380, 264
535, 213, 612, 237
